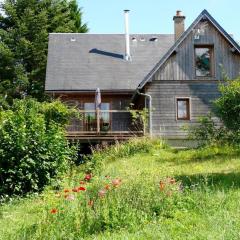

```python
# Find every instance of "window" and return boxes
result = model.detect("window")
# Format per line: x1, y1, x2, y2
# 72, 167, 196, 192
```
176, 98, 190, 120
195, 46, 213, 77
100, 103, 111, 131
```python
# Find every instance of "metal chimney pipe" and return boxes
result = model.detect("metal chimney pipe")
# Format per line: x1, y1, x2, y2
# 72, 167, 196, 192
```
124, 10, 131, 61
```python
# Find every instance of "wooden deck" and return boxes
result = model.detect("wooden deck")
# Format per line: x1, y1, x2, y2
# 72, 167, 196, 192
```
66, 109, 144, 141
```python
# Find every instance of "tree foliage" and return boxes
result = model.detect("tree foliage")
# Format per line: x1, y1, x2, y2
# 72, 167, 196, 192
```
0, 0, 88, 105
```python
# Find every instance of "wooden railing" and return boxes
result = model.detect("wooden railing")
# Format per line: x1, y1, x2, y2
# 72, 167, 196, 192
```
66, 110, 144, 140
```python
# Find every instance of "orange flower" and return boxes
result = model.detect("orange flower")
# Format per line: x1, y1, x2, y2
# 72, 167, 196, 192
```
50, 208, 57, 214
104, 184, 110, 190
72, 188, 78, 192
159, 181, 165, 191
112, 178, 122, 188
78, 186, 86, 191
64, 189, 70, 193
167, 177, 176, 184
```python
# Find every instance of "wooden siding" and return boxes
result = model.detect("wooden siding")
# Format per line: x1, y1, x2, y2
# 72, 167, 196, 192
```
153, 21, 240, 81
145, 81, 221, 138
144, 19, 240, 139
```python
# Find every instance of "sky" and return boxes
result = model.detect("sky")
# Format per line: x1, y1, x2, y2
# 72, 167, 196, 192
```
79, 0, 240, 42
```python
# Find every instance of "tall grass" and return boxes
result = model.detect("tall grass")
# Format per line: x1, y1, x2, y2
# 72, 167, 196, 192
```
1, 138, 240, 239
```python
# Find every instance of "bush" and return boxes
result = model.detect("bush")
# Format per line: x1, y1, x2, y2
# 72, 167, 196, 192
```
214, 78, 240, 138
0, 98, 77, 197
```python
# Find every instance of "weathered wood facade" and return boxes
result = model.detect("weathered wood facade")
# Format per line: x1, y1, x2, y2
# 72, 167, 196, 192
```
143, 19, 240, 139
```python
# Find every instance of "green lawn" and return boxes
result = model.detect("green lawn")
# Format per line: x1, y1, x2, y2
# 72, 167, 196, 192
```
1, 141, 240, 239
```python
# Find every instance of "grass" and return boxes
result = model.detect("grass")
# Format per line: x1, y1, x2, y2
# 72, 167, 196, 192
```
0, 139, 240, 239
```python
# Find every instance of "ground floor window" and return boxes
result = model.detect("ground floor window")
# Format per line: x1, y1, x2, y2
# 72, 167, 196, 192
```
176, 98, 190, 120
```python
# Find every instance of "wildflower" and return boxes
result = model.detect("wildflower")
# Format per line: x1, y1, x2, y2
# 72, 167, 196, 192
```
80, 181, 85, 185
98, 189, 107, 198
72, 188, 78, 192
84, 174, 92, 181
159, 181, 165, 191
167, 177, 176, 184
66, 194, 75, 201
64, 189, 70, 193
78, 186, 86, 191
104, 184, 110, 190
50, 208, 58, 214
112, 178, 122, 188
88, 200, 94, 207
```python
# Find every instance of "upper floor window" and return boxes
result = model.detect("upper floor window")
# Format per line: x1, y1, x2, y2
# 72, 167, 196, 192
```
195, 46, 213, 77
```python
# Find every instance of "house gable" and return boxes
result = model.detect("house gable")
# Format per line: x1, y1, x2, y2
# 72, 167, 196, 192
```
138, 9, 240, 88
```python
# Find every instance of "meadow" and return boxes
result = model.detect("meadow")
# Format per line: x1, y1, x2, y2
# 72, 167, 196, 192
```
1, 138, 240, 240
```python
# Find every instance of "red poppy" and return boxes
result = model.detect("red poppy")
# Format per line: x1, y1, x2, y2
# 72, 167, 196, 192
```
159, 181, 165, 191
50, 208, 57, 214
84, 174, 92, 181
78, 186, 86, 191
64, 189, 70, 193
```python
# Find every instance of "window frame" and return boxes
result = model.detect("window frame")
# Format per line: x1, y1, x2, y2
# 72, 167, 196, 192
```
176, 97, 191, 121
194, 45, 214, 78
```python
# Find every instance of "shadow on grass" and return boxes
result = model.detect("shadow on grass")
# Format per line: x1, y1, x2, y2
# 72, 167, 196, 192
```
175, 172, 240, 190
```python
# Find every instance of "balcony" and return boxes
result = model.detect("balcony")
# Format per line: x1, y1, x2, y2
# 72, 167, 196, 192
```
66, 110, 144, 141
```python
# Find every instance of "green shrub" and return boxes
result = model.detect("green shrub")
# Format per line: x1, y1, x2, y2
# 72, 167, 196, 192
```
186, 114, 232, 146
0, 98, 77, 197
214, 78, 240, 132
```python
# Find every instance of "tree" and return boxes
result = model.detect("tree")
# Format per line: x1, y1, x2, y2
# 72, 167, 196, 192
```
0, 0, 88, 104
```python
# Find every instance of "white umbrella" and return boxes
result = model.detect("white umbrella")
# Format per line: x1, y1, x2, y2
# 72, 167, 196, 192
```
95, 88, 101, 133
95, 88, 101, 110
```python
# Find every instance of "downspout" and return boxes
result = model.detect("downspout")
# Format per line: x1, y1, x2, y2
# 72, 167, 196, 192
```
136, 90, 152, 138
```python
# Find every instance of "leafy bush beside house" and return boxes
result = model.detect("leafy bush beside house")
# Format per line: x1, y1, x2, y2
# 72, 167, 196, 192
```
187, 77, 240, 145
214, 78, 240, 133
0, 99, 78, 198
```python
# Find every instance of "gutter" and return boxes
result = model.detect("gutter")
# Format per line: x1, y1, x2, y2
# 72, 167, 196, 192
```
135, 90, 152, 138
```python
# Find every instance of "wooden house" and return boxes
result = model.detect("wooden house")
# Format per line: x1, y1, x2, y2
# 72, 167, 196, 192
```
45, 10, 240, 143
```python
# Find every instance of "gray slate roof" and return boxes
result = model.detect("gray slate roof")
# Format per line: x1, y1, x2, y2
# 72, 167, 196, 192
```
45, 33, 174, 91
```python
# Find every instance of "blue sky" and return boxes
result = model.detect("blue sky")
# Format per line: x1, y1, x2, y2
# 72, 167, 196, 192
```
79, 0, 240, 42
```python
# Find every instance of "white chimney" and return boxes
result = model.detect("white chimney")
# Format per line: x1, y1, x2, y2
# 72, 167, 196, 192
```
124, 10, 131, 61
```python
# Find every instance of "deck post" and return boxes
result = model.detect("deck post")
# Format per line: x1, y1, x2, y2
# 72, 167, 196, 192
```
96, 108, 100, 134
